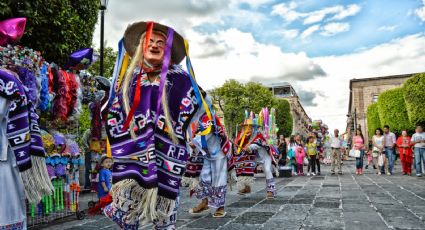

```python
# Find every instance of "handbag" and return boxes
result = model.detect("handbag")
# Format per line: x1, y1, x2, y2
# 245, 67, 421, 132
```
349, 149, 361, 158
303, 157, 309, 165
378, 154, 384, 166
372, 147, 379, 157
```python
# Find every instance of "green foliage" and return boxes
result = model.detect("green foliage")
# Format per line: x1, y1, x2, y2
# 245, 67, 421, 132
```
77, 104, 91, 146
273, 98, 293, 137
403, 73, 425, 127
87, 46, 117, 78
210, 80, 246, 138
244, 82, 275, 113
366, 103, 381, 138
0, 0, 99, 66
211, 79, 288, 138
377, 87, 413, 134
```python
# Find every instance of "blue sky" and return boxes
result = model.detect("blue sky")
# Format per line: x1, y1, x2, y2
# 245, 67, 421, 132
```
194, 0, 425, 57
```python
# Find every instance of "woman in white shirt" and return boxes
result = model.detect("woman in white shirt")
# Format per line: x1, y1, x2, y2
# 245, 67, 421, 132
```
372, 128, 387, 175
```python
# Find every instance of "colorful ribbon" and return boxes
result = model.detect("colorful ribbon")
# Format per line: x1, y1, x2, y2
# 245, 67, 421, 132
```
184, 39, 214, 133
109, 39, 126, 103
154, 28, 174, 125
122, 21, 154, 131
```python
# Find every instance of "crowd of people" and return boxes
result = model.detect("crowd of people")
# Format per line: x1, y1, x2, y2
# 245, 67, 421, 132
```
273, 124, 425, 179
368, 125, 425, 177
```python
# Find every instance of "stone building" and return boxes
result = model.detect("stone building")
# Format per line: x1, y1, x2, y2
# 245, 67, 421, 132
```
266, 82, 312, 137
347, 73, 415, 144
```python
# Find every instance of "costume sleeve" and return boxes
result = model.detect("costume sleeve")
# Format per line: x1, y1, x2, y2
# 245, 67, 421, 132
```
248, 143, 262, 152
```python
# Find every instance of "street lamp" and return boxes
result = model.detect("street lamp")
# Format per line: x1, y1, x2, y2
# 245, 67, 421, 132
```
99, 0, 109, 77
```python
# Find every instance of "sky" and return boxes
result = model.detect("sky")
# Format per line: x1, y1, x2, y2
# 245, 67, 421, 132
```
92, 0, 425, 131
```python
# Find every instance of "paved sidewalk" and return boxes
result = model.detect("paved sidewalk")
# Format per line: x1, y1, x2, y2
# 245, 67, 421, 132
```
38, 160, 425, 230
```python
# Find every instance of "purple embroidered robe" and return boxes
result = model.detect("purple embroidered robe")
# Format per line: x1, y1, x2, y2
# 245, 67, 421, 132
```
0, 68, 31, 171
106, 64, 205, 200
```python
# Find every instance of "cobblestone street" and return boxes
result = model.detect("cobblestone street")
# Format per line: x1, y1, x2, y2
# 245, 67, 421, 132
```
39, 160, 425, 230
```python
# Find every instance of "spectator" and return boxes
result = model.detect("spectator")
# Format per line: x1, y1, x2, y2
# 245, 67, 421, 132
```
295, 146, 306, 176
365, 140, 374, 170
288, 136, 298, 175
383, 125, 396, 175
372, 128, 386, 175
306, 136, 317, 176
314, 132, 322, 175
352, 128, 365, 175
277, 134, 287, 166
411, 125, 425, 177
396, 130, 413, 175
330, 129, 343, 175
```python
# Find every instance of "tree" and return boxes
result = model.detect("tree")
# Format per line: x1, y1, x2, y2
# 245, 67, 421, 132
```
403, 73, 425, 126
210, 79, 247, 138
210, 80, 279, 138
377, 87, 414, 134
88, 46, 118, 78
244, 82, 275, 113
366, 103, 381, 138
273, 98, 293, 137
0, 0, 99, 66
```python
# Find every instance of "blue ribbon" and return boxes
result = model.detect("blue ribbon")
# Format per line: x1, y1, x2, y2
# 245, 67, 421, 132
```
108, 38, 125, 107
185, 56, 216, 127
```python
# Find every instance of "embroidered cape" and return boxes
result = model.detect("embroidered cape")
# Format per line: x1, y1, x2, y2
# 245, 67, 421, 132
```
106, 64, 205, 200
232, 132, 266, 177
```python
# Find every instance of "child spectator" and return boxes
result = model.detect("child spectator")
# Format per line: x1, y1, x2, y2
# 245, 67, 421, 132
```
98, 155, 113, 199
89, 155, 113, 215
295, 146, 306, 176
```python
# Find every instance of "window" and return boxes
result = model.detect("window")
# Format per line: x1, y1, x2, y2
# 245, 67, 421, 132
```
372, 95, 378, 103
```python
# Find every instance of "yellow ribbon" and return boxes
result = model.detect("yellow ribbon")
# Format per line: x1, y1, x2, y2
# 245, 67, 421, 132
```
237, 126, 248, 154
116, 53, 130, 89
106, 137, 112, 158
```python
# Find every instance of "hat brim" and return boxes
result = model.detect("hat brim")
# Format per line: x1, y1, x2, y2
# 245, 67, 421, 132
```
124, 21, 186, 64
95, 76, 111, 91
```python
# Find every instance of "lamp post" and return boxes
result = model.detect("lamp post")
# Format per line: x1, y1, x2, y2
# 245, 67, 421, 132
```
99, 0, 108, 77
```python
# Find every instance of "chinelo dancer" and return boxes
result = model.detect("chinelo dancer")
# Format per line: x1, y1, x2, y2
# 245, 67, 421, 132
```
188, 113, 231, 218
104, 21, 214, 230
233, 111, 277, 199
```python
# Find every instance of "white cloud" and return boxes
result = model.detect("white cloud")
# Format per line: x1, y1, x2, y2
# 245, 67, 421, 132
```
187, 28, 325, 90
321, 22, 350, 36
415, 0, 425, 21
304, 33, 425, 131
93, 0, 270, 49
378, 25, 398, 32
329, 4, 361, 21
232, 0, 275, 9
271, 2, 300, 22
303, 6, 342, 25
301, 25, 321, 39
279, 29, 299, 39
272, 2, 361, 25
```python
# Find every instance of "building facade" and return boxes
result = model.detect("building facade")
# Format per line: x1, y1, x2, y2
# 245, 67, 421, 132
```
266, 82, 312, 137
347, 73, 415, 145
